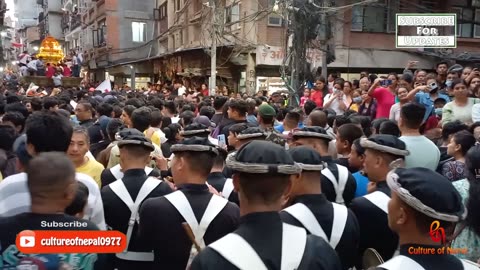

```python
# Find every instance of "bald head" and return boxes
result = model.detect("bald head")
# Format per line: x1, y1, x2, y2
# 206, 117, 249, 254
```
307, 110, 327, 128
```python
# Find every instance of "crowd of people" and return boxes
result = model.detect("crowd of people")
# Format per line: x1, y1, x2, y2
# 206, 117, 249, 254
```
0, 59, 478, 269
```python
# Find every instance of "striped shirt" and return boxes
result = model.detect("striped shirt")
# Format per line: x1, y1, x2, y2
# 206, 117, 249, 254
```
0, 172, 106, 230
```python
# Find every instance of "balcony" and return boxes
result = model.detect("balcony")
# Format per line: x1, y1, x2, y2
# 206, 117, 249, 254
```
71, 14, 81, 30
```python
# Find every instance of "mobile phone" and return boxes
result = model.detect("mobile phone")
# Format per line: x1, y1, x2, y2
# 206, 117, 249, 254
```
217, 134, 226, 148
429, 82, 438, 90
380, 80, 392, 87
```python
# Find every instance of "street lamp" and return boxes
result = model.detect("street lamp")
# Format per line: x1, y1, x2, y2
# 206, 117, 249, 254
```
33, 46, 39, 51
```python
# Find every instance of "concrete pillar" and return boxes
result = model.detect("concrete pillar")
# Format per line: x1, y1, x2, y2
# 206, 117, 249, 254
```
246, 53, 256, 95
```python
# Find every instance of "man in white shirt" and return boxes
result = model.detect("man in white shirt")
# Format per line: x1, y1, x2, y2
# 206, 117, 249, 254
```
0, 112, 106, 229
399, 103, 440, 171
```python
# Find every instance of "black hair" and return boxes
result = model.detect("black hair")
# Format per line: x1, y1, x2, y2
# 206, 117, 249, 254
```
180, 110, 196, 127
200, 106, 215, 119
452, 130, 476, 156
131, 107, 152, 132
334, 115, 351, 130
125, 98, 144, 108
150, 109, 163, 127
213, 147, 228, 168
175, 151, 217, 177
352, 138, 365, 156
112, 105, 123, 118
436, 61, 448, 69
337, 123, 363, 145
466, 145, 480, 237
26, 112, 73, 153
65, 181, 89, 216
442, 120, 469, 141
0, 125, 17, 151
451, 78, 467, 90
228, 99, 248, 116
123, 105, 137, 118
43, 97, 59, 110
96, 103, 113, 117
372, 118, 389, 135
379, 120, 401, 137
163, 123, 182, 142
434, 98, 447, 107
5, 102, 29, 118
30, 97, 43, 111
349, 115, 372, 137
107, 118, 125, 141
164, 100, 176, 115
400, 102, 426, 129
304, 100, 317, 116
229, 123, 250, 135
2, 111, 26, 132
470, 122, 480, 136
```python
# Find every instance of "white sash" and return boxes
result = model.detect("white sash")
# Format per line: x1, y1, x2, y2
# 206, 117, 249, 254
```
462, 259, 480, 270
222, 178, 235, 200
209, 223, 307, 270
110, 164, 154, 180
282, 202, 348, 249
165, 191, 228, 243
363, 191, 390, 214
109, 177, 161, 261
322, 164, 349, 205
380, 254, 480, 270
379, 255, 424, 270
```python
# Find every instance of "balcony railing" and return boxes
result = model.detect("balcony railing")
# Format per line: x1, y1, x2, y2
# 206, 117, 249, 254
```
71, 14, 81, 30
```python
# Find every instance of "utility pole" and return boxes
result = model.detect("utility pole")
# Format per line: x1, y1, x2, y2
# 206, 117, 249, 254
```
209, 0, 217, 96
320, 0, 328, 78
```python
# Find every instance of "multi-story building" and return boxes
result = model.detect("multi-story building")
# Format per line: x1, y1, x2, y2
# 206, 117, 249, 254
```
62, 0, 85, 55
13, 0, 39, 29
38, 0, 63, 42
81, 0, 157, 85
83, 0, 480, 92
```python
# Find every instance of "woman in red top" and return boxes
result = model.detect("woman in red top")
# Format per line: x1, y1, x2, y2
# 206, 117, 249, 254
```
201, 83, 209, 96
310, 76, 329, 108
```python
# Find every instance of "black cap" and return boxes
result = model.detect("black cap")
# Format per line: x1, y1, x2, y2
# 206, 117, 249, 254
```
292, 126, 333, 141
181, 123, 211, 137
115, 128, 144, 141
288, 146, 325, 171
236, 127, 267, 140
387, 167, 465, 222
117, 132, 155, 152
360, 135, 409, 156
227, 140, 301, 174
171, 136, 218, 155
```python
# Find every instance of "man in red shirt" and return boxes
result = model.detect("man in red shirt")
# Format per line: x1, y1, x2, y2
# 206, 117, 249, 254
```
62, 64, 72, 77
45, 63, 56, 78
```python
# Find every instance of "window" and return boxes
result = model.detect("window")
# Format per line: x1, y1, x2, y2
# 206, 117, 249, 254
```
453, 0, 480, 38
225, 4, 240, 24
175, 0, 181, 11
132, 22, 147, 43
160, 3, 167, 20
98, 19, 106, 47
267, 0, 282, 26
351, 0, 398, 33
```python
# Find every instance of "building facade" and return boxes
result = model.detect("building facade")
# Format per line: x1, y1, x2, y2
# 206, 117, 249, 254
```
79, 0, 480, 92
38, 0, 63, 41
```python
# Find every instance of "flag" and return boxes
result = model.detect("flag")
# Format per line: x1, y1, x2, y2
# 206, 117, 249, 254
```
95, 79, 112, 93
